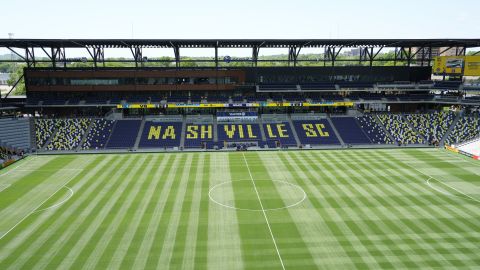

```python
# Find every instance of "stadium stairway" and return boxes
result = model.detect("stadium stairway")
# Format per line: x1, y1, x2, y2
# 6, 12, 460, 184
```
179, 115, 187, 149
354, 117, 374, 143
258, 118, 267, 146
287, 114, 301, 147
29, 118, 36, 150
104, 120, 116, 147
327, 117, 345, 146
104, 120, 118, 148
77, 120, 95, 151
374, 114, 396, 143
213, 117, 218, 143
133, 118, 147, 150
403, 114, 427, 143
41, 124, 59, 151
440, 112, 461, 146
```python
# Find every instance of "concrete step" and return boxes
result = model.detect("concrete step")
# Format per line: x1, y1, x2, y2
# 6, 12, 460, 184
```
402, 114, 427, 143
441, 112, 461, 146
288, 114, 301, 147
374, 115, 396, 143
327, 116, 345, 147
133, 118, 146, 150
77, 119, 94, 151
179, 116, 187, 149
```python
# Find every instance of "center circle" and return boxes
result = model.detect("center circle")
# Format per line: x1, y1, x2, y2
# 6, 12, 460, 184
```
208, 180, 307, 211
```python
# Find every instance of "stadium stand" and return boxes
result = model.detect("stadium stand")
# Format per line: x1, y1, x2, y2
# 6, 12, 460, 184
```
217, 123, 262, 144
82, 119, 115, 150
46, 119, 91, 150
263, 122, 297, 147
35, 119, 57, 149
0, 118, 33, 151
405, 112, 455, 143
330, 117, 371, 144
445, 114, 480, 146
106, 120, 142, 149
356, 115, 394, 144
138, 121, 182, 148
377, 114, 424, 144
184, 124, 214, 148
292, 120, 341, 145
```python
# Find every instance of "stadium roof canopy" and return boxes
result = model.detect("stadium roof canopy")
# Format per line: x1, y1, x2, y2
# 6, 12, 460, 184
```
1, 38, 480, 48
1, 38, 479, 71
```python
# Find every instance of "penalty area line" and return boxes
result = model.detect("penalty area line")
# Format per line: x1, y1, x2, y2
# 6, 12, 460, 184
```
0, 172, 80, 241
426, 177, 480, 204
400, 161, 480, 204
33, 186, 74, 213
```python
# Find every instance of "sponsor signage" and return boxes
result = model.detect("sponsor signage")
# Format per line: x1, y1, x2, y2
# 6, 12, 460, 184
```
117, 101, 354, 109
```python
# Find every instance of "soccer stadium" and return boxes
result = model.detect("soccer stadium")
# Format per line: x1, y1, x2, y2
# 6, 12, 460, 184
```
1, 4, 480, 269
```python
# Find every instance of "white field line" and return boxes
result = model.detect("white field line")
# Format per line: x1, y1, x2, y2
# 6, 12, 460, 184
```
209, 179, 306, 212
33, 186, 74, 213
442, 148, 480, 166
5, 169, 83, 172
426, 177, 480, 204
0, 184, 11, 192
425, 177, 452, 196
400, 161, 480, 204
242, 153, 286, 270
0, 172, 80, 240
0, 156, 38, 177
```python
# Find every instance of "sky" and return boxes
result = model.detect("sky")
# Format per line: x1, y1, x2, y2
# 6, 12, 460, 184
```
1, 0, 479, 57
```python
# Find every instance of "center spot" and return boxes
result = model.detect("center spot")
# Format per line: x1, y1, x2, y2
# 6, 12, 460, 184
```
209, 180, 306, 211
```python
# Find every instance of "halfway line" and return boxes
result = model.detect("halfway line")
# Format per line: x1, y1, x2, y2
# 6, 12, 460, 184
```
242, 152, 286, 270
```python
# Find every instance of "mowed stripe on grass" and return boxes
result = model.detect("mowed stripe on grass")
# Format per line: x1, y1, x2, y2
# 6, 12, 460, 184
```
0, 148, 479, 269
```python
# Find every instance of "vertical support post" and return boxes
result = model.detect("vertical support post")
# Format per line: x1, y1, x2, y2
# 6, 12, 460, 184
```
252, 46, 259, 67
407, 47, 412, 67
369, 47, 374, 67
214, 45, 218, 69
393, 47, 398, 66
50, 47, 56, 68
26, 47, 35, 68
173, 46, 180, 68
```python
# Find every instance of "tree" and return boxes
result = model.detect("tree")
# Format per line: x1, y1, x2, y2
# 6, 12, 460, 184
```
7, 64, 26, 95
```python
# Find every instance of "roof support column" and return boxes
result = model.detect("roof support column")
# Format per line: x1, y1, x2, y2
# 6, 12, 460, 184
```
173, 46, 180, 68
25, 47, 35, 68
288, 46, 302, 67
130, 46, 143, 68
252, 46, 260, 67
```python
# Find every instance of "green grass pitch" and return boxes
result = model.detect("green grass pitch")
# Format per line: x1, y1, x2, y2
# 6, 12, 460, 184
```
0, 148, 479, 269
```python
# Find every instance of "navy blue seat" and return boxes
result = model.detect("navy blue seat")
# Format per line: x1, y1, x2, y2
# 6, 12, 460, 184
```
82, 119, 114, 150
138, 121, 182, 148
293, 120, 340, 145
106, 120, 141, 149
218, 123, 262, 143
330, 117, 371, 144
184, 124, 214, 148
263, 122, 297, 146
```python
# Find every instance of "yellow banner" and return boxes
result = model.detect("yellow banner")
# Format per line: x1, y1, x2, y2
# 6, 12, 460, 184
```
116, 104, 157, 109
465, 56, 480, 76
433, 56, 480, 76
118, 101, 354, 109
305, 102, 354, 107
